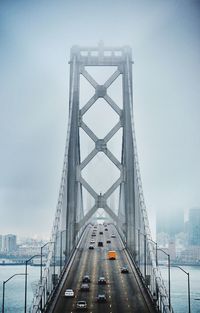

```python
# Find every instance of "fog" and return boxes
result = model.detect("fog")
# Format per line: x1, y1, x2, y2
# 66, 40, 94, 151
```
0, 0, 199, 238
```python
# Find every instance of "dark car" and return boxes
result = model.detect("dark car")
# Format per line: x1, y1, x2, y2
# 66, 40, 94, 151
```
99, 231, 103, 235
98, 277, 107, 285
106, 240, 111, 244
76, 300, 87, 309
80, 283, 90, 291
98, 241, 103, 247
96, 294, 107, 302
82, 275, 91, 283
121, 267, 129, 273
89, 245, 94, 249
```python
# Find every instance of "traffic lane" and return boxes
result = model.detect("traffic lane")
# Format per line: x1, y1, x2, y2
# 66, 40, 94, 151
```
96, 224, 133, 313
111, 227, 155, 312
95, 244, 113, 313
53, 224, 113, 313
81, 224, 114, 313
86, 224, 113, 313
106, 240, 133, 312
89, 224, 123, 313
68, 226, 100, 311
95, 223, 121, 313
52, 227, 94, 312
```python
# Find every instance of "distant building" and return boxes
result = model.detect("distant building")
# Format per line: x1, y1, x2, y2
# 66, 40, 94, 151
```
157, 232, 169, 247
156, 208, 184, 238
168, 240, 176, 261
3, 234, 17, 253
178, 246, 200, 264
188, 207, 200, 246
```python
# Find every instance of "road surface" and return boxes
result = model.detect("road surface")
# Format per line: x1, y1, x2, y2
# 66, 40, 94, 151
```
51, 223, 157, 313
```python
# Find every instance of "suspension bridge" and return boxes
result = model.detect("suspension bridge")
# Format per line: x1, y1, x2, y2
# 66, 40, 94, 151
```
30, 43, 172, 313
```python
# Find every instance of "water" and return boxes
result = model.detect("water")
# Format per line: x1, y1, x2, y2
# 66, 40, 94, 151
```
0, 265, 199, 312
0, 265, 40, 313
160, 266, 200, 313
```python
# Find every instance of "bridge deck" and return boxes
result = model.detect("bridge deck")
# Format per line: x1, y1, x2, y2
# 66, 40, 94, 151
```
49, 224, 157, 313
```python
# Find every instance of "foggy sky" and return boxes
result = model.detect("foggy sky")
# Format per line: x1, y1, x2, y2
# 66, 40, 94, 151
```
0, 0, 200, 239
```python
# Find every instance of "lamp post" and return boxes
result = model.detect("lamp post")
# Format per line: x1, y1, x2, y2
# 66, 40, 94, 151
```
157, 248, 171, 311
40, 242, 54, 283
138, 229, 147, 278
60, 230, 66, 273
2, 273, 26, 313
53, 238, 56, 286
172, 266, 191, 313
138, 229, 140, 268
147, 237, 158, 266
24, 254, 40, 313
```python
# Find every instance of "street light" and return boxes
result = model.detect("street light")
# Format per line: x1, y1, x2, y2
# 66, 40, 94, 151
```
2, 273, 26, 313
138, 229, 140, 268
172, 265, 191, 313
40, 242, 54, 283
60, 230, 66, 273
147, 237, 158, 266
138, 229, 147, 278
24, 254, 40, 313
157, 248, 171, 311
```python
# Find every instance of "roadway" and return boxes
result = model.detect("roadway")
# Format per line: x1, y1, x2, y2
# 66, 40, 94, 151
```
51, 223, 157, 313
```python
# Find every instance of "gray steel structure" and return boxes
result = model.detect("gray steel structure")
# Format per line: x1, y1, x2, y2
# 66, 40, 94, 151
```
30, 43, 172, 313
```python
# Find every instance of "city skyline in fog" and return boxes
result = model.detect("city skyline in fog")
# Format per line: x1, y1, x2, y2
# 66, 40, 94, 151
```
0, 0, 200, 238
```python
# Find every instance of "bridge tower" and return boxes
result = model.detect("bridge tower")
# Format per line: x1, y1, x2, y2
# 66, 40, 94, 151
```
62, 42, 140, 257
31, 44, 171, 313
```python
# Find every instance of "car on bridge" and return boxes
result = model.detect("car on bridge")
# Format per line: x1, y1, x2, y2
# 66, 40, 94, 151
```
107, 250, 117, 260
106, 239, 111, 244
96, 294, 107, 302
98, 241, 103, 247
111, 234, 116, 238
90, 239, 95, 244
80, 283, 90, 291
76, 300, 87, 309
89, 244, 94, 249
82, 275, 91, 283
64, 289, 75, 297
98, 277, 107, 284
121, 267, 129, 273
99, 231, 103, 234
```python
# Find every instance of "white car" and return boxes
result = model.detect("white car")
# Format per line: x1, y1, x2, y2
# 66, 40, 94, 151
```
76, 300, 87, 309
64, 289, 75, 297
